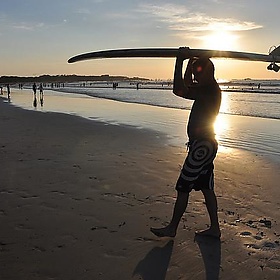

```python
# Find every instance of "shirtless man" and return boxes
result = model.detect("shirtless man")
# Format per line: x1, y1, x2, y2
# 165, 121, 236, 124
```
151, 47, 221, 238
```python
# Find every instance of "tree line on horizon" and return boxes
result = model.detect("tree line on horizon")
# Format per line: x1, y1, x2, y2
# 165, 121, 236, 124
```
0, 74, 149, 84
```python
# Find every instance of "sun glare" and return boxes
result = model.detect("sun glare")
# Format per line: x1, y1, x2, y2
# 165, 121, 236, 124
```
214, 92, 230, 141
214, 114, 228, 138
202, 30, 238, 50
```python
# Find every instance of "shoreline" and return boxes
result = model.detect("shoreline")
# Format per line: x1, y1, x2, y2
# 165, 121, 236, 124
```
7, 78, 280, 94
3, 89, 280, 166
0, 98, 279, 279
53, 87, 280, 120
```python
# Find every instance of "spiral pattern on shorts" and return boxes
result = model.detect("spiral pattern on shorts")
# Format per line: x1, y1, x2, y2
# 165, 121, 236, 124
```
179, 139, 217, 184
188, 140, 215, 167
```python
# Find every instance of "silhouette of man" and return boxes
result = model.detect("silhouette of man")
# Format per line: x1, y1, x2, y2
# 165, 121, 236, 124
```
32, 83, 37, 95
151, 47, 221, 238
7, 84, 11, 100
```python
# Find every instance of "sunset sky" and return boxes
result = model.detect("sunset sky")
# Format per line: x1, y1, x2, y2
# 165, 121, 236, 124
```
1, 0, 280, 80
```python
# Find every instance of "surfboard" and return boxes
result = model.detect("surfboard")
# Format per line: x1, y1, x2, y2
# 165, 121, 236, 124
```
68, 46, 280, 72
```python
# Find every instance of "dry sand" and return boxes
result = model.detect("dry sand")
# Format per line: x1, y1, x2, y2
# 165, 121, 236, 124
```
0, 97, 279, 279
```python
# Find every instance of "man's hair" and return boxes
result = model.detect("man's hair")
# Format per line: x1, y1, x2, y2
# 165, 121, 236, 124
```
192, 58, 215, 76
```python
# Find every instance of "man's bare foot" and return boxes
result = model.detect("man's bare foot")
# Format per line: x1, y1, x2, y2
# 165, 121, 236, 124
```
150, 226, 176, 238
195, 228, 221, 239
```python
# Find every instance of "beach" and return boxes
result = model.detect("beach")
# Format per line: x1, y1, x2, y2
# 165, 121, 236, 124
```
0, 96, 280, 279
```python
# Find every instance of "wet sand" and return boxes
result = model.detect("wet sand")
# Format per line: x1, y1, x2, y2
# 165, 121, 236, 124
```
0, 97, 279, 279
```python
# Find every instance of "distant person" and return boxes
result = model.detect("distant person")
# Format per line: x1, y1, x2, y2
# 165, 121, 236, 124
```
39, 83, 43, 96
7, 84, 11, 100
112, 82, 118, 89
0, 85, 3, 95
39, 83, 44, 106
32, 83, 37, 95
150, 47, 222, 239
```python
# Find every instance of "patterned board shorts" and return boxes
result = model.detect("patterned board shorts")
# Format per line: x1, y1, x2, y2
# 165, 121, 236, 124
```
176, 138, 218, 193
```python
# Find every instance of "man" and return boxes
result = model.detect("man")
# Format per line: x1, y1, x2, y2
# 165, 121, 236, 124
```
32, 83, 37, 95
151, 47, 221, 238
39, 83, 44, 106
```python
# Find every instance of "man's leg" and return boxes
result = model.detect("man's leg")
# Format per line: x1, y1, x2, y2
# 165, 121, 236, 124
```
196, 189, 221, 238
150, 191, 189, 237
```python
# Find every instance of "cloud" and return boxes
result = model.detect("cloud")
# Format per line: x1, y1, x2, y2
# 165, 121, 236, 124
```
75, 8, 92, 15
0, 12, 45, 32
139, 3, 262, 34
12, 22, 45, 31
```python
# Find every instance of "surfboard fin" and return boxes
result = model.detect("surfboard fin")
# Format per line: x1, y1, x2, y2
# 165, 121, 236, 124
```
267, 45, 280, 71
267, 62, 280, 72
269, 45, 280, 56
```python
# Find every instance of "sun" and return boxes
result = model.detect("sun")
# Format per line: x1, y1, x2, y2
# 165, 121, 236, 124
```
202, 30, 238, 50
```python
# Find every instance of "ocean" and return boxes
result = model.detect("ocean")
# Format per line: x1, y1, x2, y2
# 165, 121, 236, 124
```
57, 79, 280, 120
2, 79, 280, 165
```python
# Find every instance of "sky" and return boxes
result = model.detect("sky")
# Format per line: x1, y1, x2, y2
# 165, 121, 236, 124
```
1, 0, 280, 80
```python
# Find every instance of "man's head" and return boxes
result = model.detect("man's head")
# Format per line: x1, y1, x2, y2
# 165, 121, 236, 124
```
192, 58, 215, 84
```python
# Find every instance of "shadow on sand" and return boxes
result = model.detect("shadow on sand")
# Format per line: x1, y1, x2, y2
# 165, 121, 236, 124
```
133, 240, 174, 280
195, 235, 221, 280
133, 235, 220, 279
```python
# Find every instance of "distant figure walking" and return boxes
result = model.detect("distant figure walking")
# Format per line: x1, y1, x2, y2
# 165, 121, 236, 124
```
0, 85, 3, 95
7, 84, 11, 100
39, 83, 44, 106
32, 83, 37, 95
32, 83, 37, 107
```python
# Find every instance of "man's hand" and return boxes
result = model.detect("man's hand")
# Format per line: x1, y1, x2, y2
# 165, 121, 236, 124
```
177, 47, 190, 60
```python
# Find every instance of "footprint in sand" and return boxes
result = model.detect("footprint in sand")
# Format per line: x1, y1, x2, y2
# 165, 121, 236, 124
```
0, 189, 14, 195
245, 241, 279, 250
50, 190, 66, 195
20, 194, 39, 199
15, 223, 32, 231
91, 226, 108, 231
32, 245, 46, 252
240, 231, 252, 236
